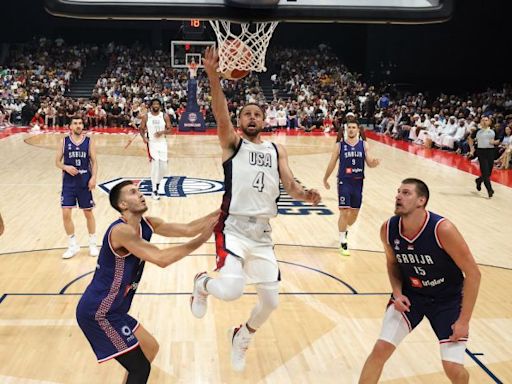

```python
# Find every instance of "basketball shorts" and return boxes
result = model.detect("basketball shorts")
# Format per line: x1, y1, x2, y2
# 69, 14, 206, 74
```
215, 215, 280, 284
76, 310, 140, 363
61, 186, 94, 209
379, 292, 467, 364
338, 178, 363, 209
148, 140, 168, 162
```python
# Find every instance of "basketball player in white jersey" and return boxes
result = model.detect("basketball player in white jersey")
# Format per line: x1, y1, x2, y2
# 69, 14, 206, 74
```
139, 99, 172, 200
190, 47, 321, 372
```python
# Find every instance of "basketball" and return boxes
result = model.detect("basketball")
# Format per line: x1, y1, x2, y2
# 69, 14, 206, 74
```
219, 38, 251, 80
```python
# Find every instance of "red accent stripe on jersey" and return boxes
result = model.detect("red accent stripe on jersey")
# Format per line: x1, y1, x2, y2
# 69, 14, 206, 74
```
94, 256, 127, 353
434, 218, 447, 249
400, 312, 412, 332
98, 341, 140, 363
69, 134, 86, 146
143, 217, 155, 233
215, 231, 229, 271
399, 211, 430, 243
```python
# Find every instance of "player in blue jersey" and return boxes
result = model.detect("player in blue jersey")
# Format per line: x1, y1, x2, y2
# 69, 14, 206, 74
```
76, 180, 218, 384
359, 178, 481, 384
55, 115, 99, 259
323, 121, 380, 256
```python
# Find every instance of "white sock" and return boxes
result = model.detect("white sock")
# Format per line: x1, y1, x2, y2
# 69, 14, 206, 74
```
339, 231, 348, 244
68, 234, 77, 248
89, 234, 97, 246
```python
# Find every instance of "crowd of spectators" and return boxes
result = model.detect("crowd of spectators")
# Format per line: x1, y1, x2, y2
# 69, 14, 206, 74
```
1, 38, 511, 169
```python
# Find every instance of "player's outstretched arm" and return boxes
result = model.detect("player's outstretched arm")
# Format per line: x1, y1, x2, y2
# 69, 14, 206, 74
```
139, 115, 148, 144
202, 46, 239, 151
147, 210, 220, 238
111, 219, 215, 268
323, 142, 340, 189
364, 141, 380, 168
437, 220, 481, 341
276, 143, 321, 205
381, 222, 410, 312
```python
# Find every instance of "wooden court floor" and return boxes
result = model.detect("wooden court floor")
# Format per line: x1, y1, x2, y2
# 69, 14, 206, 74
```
0, 131, 510, 383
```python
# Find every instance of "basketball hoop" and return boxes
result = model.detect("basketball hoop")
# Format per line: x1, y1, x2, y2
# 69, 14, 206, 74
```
188, 61, 198, 79
209, 20, 278, 73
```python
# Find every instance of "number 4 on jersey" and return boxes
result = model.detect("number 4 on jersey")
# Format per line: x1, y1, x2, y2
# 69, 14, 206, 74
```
252, 171, 265, 192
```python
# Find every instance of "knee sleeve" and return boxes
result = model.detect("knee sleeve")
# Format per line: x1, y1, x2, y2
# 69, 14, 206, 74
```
115, 346, 151, 384
247, 282, 279, 329
206, 275, 245, 301
206, 255, 246, 301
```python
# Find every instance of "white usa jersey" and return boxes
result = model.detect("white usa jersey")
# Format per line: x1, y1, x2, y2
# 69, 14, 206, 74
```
221, 139, 280, 218
146, 112, 166, 142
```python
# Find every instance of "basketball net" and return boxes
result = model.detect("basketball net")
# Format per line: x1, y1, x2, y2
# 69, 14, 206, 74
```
209, 20, 279, 73
188, 61, 198, 79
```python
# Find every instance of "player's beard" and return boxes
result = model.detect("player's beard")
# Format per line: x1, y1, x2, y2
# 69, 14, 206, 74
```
152, 107, 160, 113
241, 124, 262, 138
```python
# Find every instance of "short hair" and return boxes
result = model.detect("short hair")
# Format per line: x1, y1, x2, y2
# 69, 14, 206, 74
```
109, 180, 135, 213
402, 178, 430, 207
70, 115, 83, 123
150, 98, 162, 106
240, 103, 265, 116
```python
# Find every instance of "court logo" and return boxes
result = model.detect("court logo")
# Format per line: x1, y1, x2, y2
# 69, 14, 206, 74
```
99, 176, 224, 197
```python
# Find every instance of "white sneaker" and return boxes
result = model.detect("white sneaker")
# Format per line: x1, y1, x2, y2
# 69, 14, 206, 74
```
228, 324, 253, 372
190, 272, 209, 318
151, 191, 160, 200
62, 245, 80, 259
89, 244, 99, 257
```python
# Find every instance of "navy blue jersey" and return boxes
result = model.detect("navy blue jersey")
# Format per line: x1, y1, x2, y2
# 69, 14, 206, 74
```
338, 139, 365, 180
387, 211, 463, 298
63, 135, 91, 188
78, 217, 154, 318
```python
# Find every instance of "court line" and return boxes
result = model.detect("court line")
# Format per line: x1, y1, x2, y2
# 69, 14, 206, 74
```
0, 292, 504, 382
466, 349, 503, 384
58, 257, 358, 294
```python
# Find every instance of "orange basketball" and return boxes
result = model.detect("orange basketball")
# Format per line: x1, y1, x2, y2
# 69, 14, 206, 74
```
219, 39, 251, 80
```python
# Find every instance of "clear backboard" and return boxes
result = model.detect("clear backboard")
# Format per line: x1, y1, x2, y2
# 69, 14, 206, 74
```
171, 40, 215, 68
45, 0, 454, 24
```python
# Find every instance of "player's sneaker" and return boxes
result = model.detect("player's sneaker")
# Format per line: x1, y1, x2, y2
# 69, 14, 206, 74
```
62, 245, 80, 259
190, 272, 209, 318
228, 324, 253, 372
339, 242, 350, 256
89, 244, 99, 257
151, 191, 160, 200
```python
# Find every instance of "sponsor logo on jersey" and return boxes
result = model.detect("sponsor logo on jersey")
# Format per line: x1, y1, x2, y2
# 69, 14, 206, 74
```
410, 277, 422, 288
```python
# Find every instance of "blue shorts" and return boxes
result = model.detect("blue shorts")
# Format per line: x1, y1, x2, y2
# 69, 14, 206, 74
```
338, 178, 363, 208
76, 310, 140, 363
401, 291, 463, 342
61, 186, 94, 209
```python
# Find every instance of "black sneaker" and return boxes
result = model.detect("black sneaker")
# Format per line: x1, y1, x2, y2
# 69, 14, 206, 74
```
475, 179, 482, 191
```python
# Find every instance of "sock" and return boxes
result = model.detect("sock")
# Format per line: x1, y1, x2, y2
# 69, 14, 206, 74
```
339, 231, 348, 244
89, 234, 97, 246
68, 234, 77, 248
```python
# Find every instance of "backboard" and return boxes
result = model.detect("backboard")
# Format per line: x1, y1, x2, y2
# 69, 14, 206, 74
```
171, 40, 215, 68
45, 0, 454, 24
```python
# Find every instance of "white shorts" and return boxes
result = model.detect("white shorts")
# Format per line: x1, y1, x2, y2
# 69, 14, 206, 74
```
216, 215, 279, 284
148, 140, 168, 161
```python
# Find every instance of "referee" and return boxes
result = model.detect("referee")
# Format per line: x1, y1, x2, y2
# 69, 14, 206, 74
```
475, 116, 497, 198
